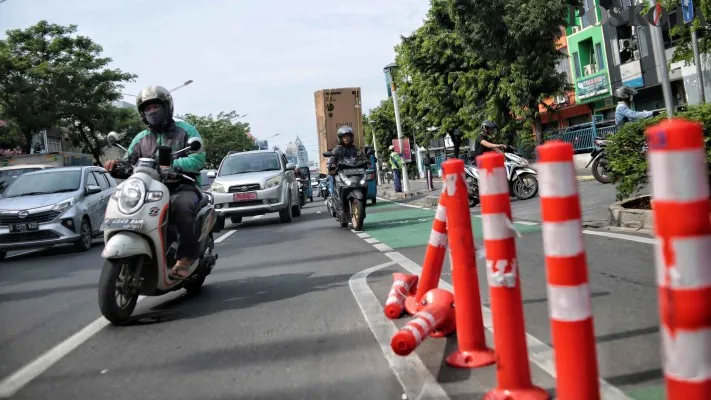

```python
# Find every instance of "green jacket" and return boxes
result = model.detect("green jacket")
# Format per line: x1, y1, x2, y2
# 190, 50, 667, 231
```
390, 152, 402, 170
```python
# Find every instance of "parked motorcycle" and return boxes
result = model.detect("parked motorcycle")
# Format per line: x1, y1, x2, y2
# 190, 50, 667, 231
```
586, 137, 611, 184
323, 149, 374, 231
464, 147, 539, 207
98, 132, 218, 325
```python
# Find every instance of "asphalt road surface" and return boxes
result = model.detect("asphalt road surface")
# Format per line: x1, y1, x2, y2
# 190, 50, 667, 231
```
0, 194, 662, 399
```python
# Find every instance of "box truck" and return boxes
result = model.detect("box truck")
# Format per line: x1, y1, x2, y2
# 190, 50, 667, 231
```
314, 88, 364, 175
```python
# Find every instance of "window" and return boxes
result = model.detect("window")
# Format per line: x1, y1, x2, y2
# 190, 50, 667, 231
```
2, 170, 81, 198
595, 43, 605, 69
637, 27, 650, 58
556, 49, 573, 83
93, 171, 110, 189
104, 173, 117, 187
572, 52, 582, 79
581, 0, 597, 28
219, 153, 282, 176
86, 172, 99, 187
610, 37, 621, 66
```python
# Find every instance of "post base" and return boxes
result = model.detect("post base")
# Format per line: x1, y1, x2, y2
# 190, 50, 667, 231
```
404, 295, 418, 316
483, 386, 550, 400
446, 348, 496, 368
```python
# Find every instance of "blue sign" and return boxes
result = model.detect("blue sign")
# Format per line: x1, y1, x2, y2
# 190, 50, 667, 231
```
683, 0, 694, 24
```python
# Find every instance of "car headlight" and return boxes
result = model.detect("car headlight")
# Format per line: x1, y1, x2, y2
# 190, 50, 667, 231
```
118, 179, 145, 214
52, 198, 75, 214
265, 175, 281, 188
210, 182, 225, 193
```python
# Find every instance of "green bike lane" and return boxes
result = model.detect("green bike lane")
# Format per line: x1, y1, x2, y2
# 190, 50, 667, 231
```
360, 199, 664, 399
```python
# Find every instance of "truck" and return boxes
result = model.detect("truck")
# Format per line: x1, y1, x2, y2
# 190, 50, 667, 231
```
314, 88, 364, 175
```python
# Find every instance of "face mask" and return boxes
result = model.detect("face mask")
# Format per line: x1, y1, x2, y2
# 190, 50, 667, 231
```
145, 107, 166, 128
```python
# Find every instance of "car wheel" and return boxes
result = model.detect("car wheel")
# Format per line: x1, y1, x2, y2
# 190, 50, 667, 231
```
280, 194, 293, 223
74, 217, 93, 252
0, 251, 6, 261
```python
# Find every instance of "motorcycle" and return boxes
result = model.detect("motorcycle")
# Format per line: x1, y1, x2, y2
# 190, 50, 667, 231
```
296, 177, 308, 206
322, 149, 374, 231
464, 147, 539, 207
318, 178, 329, 198
98, 132, 218, 325
585, 136, 611, 184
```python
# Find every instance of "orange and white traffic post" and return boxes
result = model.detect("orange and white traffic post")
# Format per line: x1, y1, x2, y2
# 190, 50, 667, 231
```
477, 152, 549, 399
390, 288, 456, 356
645, 119, 711, 399
442, 159, 496, 368
536, 141, 600, 400
384, 272, 419, 319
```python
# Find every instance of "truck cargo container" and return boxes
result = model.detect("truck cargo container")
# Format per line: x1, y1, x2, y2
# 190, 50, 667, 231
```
314, 88, 364, 175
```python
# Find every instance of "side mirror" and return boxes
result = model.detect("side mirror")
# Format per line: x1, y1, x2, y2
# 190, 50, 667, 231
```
86, 185, 102, 195
206, 171, 216, 179
285, 163, 297, 170
322, 151, 333, 157
107, 132, 120, 147
188, 137, 202, 151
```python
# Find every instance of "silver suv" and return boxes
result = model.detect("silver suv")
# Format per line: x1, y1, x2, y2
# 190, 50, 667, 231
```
207, 149, 301, 230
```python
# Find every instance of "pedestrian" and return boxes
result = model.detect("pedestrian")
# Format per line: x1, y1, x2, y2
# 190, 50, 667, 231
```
389, 145, 403, 192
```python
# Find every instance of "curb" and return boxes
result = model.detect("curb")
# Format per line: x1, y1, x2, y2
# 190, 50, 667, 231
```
608, 195, 653, 230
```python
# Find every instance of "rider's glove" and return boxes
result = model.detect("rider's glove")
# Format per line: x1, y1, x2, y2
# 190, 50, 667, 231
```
652, 110, 661, 117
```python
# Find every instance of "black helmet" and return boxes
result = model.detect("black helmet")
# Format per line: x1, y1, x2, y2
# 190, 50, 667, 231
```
136, 85, 174, 126
481, 120, 498, 135
337, 126, 354, 142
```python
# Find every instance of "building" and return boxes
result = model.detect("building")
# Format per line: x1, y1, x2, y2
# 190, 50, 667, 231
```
255, 139, 269, 150
285, 136, 310, 167
112, 100, 137, 111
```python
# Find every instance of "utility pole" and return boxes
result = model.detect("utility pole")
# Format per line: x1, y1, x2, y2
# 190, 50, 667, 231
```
384, 62, 410, 193
369, 120, 383, 185
648, 0, 674, 116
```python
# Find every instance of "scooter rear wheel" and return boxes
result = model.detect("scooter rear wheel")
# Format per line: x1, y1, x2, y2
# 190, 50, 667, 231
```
98, 256, 141, 325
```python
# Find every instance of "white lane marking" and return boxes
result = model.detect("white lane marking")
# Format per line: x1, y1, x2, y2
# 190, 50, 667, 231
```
357, 232, 371, 238
373, 243, 393, 252
382, 251, 631, 400
215, 230, 236, 243
516, 221, 539, 226
0, 296, 146, 398
349, 261, 451, 400
365, 238, 380, 244
582, 229, 655, 245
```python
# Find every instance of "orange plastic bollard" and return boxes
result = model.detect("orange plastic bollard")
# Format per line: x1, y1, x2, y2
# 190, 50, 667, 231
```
390, 288, 456, 356
537, 141, 600, 400
442, 159, 496, 368
477, 152, 549, 400
404, 188, 449, 317
384, 272, 419, 319
645, 119, 711, 399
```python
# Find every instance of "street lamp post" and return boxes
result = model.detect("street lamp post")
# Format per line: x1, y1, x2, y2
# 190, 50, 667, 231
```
368, 119, 383, 185
383, 62, 409, 193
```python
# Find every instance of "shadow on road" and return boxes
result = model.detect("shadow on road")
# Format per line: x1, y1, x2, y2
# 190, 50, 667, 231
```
0, 282, 96, 303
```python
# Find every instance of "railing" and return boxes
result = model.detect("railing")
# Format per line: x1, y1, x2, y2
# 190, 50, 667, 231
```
517, 125, 617, 160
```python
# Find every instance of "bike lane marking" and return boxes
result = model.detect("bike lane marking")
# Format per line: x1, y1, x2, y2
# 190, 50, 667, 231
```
349, 260, 451, 400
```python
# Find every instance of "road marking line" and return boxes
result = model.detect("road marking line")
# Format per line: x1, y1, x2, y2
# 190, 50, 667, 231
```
582, 229, 655, 244
356, 232, 371, 238
364, 238, 380, 244
381, 251, 631, 400
215, 230, 236, 243
373, 243, 393, 252
0, 296, 146, 398
349, 261, 451, 400
516, 221, 539, 226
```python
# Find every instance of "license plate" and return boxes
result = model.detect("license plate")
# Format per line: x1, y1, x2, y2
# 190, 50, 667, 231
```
343, 168, 365, 175
101, 218, 144, 230
9, 222, 38, 233
233, 192, 257, 201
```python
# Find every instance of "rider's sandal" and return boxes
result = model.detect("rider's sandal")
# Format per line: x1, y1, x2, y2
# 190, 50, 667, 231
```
169, 265, 190, 280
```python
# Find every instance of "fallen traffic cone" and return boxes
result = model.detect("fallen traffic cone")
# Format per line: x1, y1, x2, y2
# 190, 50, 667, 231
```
384, 273, 418, 319
390, 288, 456, 356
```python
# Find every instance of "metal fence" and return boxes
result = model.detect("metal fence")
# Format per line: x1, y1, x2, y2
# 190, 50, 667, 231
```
517, 125, 617, 160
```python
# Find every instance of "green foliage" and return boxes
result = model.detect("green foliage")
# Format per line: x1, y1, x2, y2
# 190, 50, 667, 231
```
181, 111, 253, 169
664, 0, 711, 65
0, 21, 136, 158
608, 104, 711, 200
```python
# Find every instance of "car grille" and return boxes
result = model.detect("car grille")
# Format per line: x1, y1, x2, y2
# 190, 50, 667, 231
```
228, 184, 261, 193
0, 210, 61, 225
0, 231, 59, 243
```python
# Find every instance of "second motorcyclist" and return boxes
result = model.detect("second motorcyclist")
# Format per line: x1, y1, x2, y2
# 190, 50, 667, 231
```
327, 126, 359, 196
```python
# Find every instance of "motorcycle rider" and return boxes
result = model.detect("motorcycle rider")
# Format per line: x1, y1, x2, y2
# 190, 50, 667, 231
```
615, 86, 660, 128
473, 120, 507, 159
103, 85, 206, 280
327, 126, 360, 197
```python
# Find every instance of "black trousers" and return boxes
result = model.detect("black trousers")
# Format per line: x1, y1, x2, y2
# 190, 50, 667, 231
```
170, 185, 199, 261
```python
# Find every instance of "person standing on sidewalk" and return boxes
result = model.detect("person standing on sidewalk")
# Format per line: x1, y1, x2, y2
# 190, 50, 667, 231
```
389, 145, 403, 192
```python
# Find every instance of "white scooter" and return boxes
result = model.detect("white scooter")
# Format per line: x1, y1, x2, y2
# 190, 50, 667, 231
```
98, 132, 218, 325
464, 147, 539, 206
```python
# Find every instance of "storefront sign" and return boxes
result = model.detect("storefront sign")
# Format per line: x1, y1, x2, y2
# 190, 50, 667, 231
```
576, 72, 609, 101
620, 60, 644, 88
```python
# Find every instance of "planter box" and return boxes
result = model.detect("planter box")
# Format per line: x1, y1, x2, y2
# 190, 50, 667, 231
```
608, 195, 653, 229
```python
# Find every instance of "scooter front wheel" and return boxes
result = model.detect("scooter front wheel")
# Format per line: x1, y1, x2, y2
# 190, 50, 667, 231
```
98, 256, 141, 325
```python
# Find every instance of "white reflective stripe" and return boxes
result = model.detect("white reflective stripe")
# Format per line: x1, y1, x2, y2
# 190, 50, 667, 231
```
387, 287, 407, 301
542, 220, 584, 257
403, 325, 423, 344
416, 311, 436, 327
392, 279, 408, 290
444, 174, 457, 195
481, 213, 513, 240
478, 166, 508, 195
655, 235, 711, 289
435, 204, 447, 222
662, 326, 711, 381
538, 161, 577, 197
547, 284, 591, 321
411, 317, 431, 333
649, 150, 710, 201
385, 296, 401, 305
428, 230, 447, 247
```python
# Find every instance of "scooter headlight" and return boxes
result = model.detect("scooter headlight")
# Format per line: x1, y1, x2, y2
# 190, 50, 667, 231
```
118, 179, 145, 214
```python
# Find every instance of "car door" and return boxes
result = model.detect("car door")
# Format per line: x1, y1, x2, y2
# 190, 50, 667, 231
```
83, 171, 102, 232
93, 171, 112, 223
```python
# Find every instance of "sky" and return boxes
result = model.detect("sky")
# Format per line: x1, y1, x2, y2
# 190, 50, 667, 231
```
0, 0, 429, 164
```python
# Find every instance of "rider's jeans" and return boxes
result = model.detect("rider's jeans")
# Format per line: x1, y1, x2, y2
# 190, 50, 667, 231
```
170, 186, 199, 261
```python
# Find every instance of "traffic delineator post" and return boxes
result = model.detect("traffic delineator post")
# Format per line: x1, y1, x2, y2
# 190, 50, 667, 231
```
536, 141, 600, 399
477, 152, 549, 400
390, 288, 456, 356
645, 119, 711, 399
442, 159, 496, 369
384, 272, 419, 319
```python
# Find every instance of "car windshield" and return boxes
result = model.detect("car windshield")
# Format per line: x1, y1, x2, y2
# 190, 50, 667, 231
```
2, 170, 81, 198
219, 153, 281, 176
0, 168, 42, 194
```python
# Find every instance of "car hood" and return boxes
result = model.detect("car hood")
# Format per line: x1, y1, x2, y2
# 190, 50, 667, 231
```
214, 171, 282, 186
0, 192, 76, 211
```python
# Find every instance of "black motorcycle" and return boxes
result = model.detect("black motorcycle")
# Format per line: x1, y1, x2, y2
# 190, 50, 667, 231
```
586, 137, 611, 184
323, 149, 374, 231
318, 178, 329, 198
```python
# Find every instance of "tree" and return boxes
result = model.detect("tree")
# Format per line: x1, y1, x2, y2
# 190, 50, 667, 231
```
0, 21, 136, 158
181, 111, 253, 169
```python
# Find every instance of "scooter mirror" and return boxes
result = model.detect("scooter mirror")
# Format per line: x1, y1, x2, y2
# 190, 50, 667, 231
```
107, 132, 119, 147
188, 137, 202, 151
322, 151, 333, 157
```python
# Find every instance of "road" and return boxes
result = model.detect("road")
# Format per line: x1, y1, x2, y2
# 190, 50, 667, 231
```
0, 194, 663, 399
